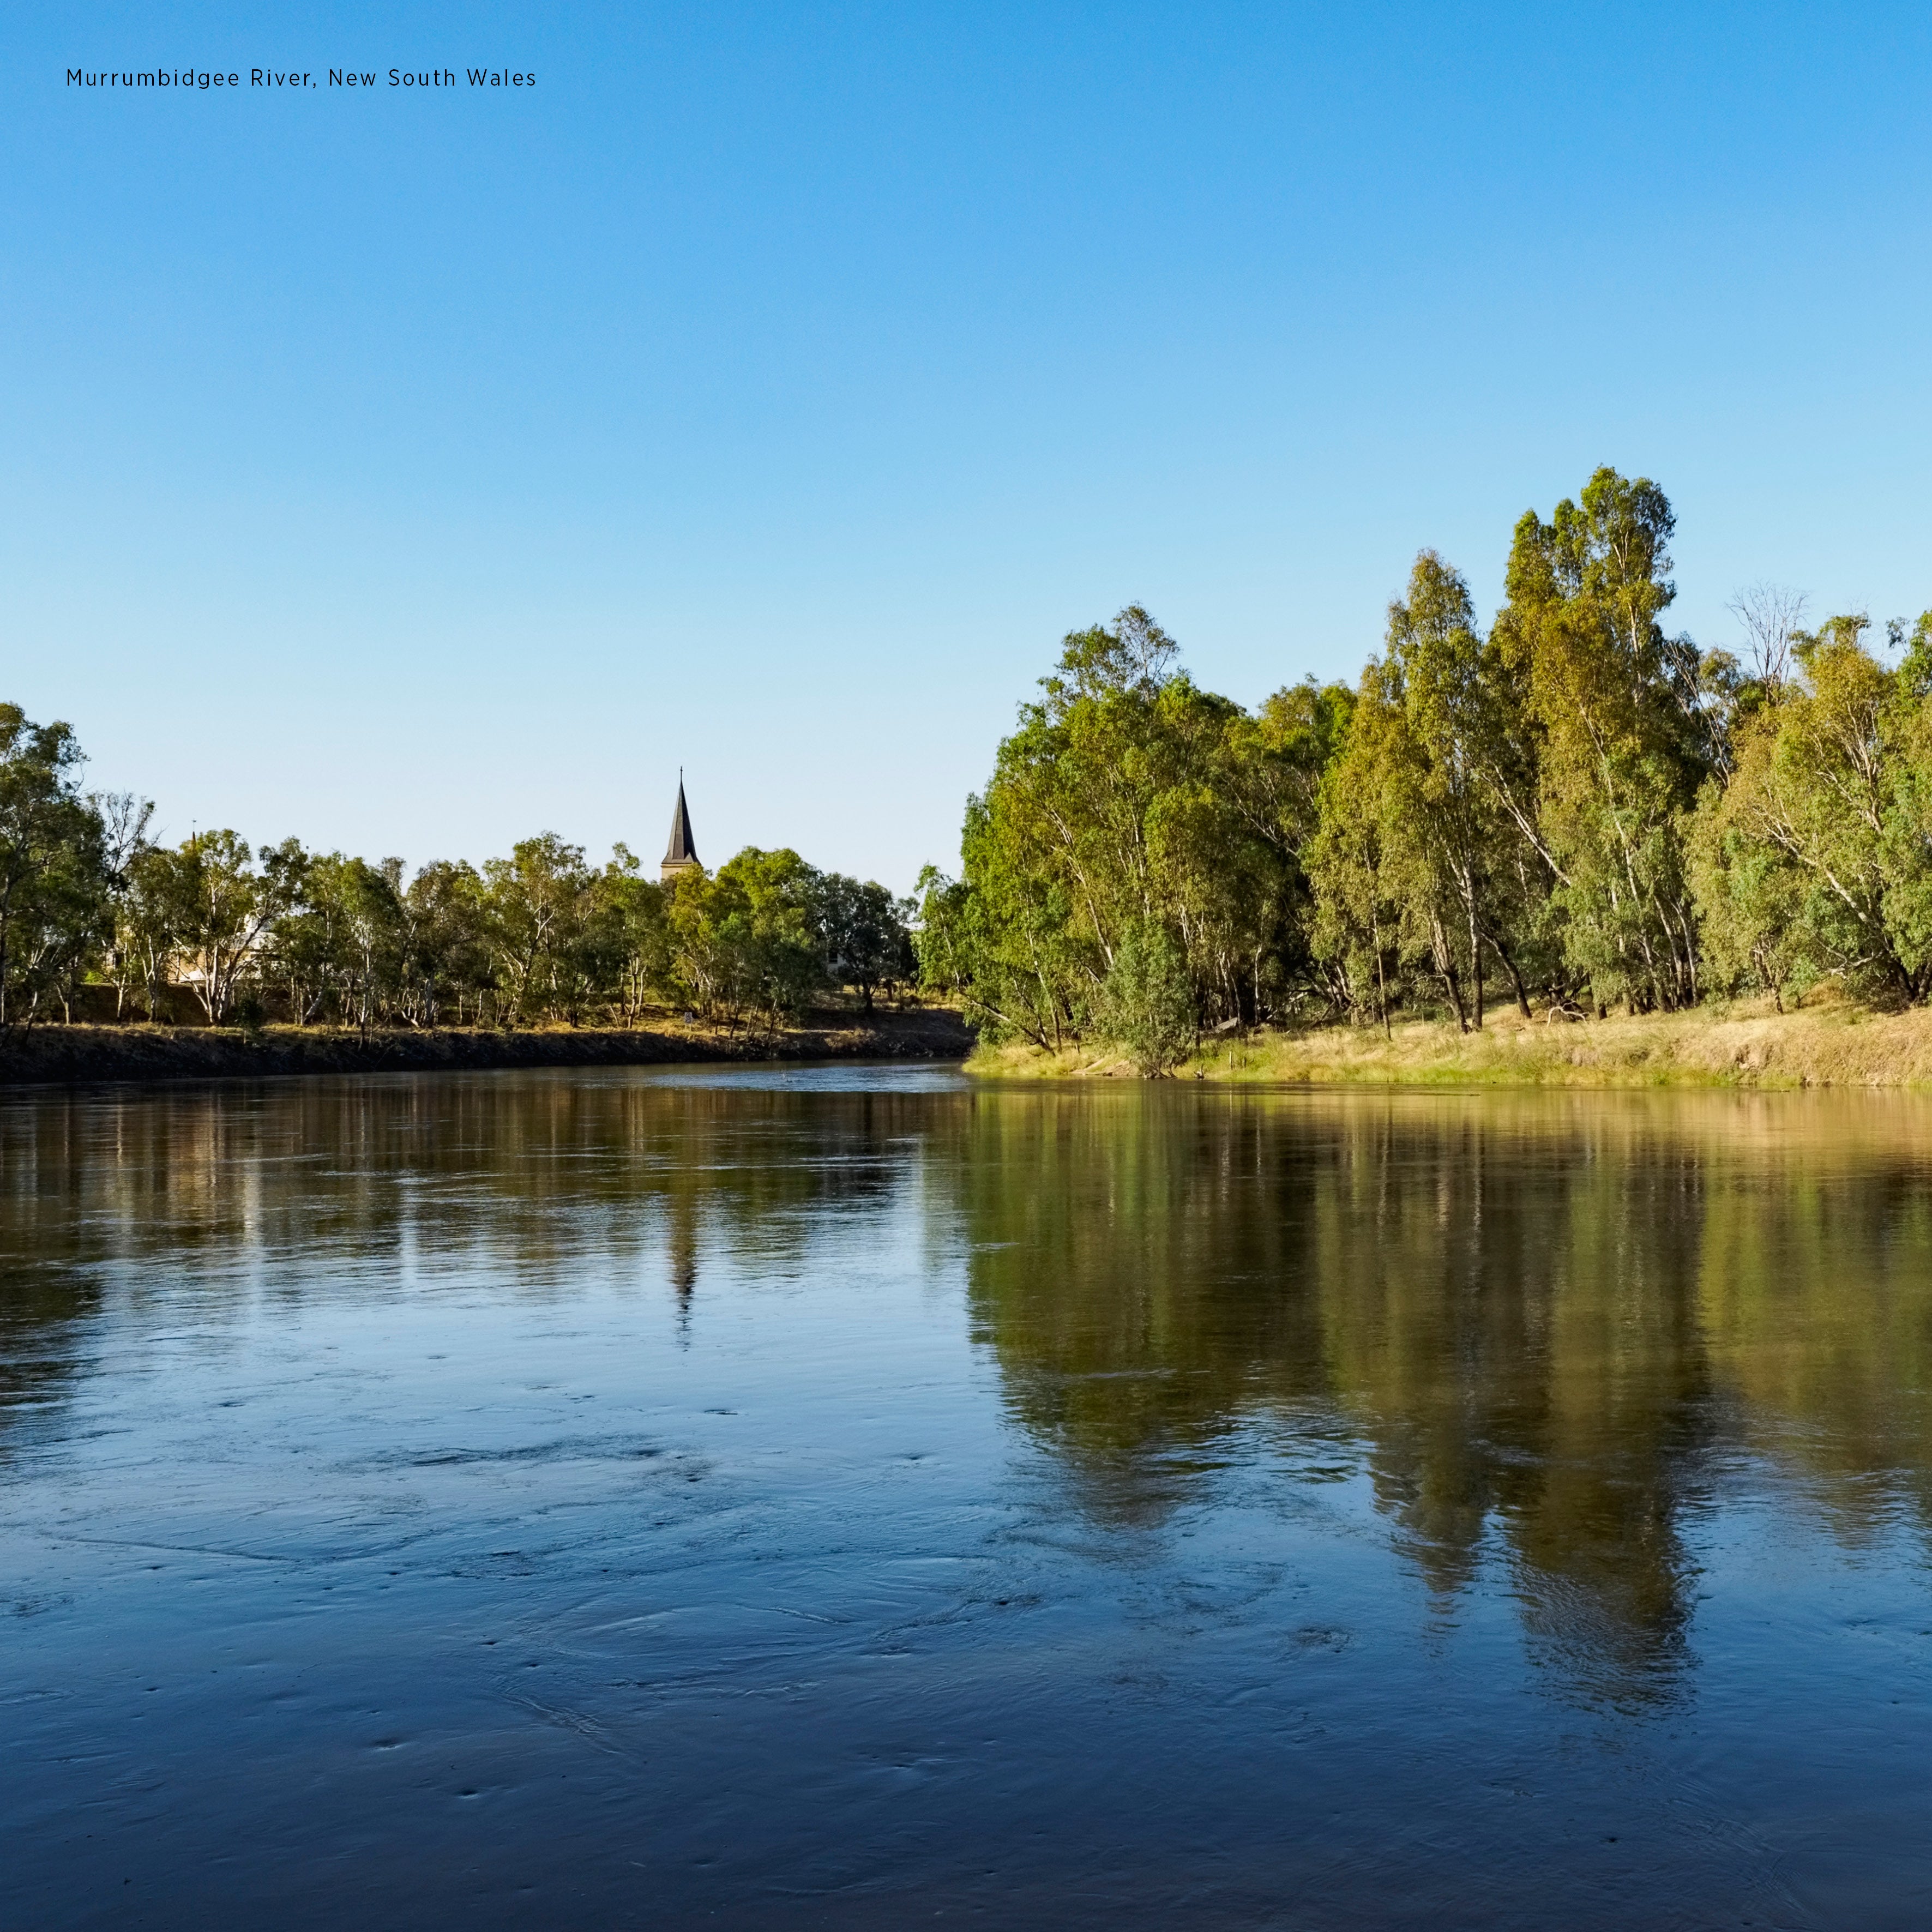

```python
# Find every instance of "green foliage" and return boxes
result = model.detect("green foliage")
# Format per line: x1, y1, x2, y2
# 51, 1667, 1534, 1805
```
1098, 919, 1196, 1073
0, 696, 907, 1033
816, 872, 914, 1012
1688, 612, 1932, 1005
397, 859, 490, 1026
589, 847, 672, 1027
0, 706, 114, 1025
114, 843, 179, 1020
1307, 659, 1408, 1030
16, 460, 1932, 1043
924, 606, 1348, 1047
1310, 553, 1544, 1031
480, 833, 594, 1022
139, 830, 303, 1025
669, 847, 828, 1028
930, 466, 1932, 1045
266, 848, 404, 1028
1492, 468, 1710, 1011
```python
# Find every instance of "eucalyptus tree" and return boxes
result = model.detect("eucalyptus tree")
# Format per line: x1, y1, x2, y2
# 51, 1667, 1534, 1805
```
398, 859, 491, 1025
1185, 677, 1357, 1024
258, 841, 332, 1022
1153, 690, 1319, 1027
666, 847, 827, 1029
924, 612, 1175, 1044
1097, 917, 1195, 1073
1000, 607, 1185, 978
140, 830, 300, 1025
815, 871, 913, 1012
1309, 555, 1542, 1028
482, 833, 597, 1024
588, 846, 670, 1027
260, 847, 405, 1026
0, 705, 115, 1025
318, 854, 406, 1029
711, 846, 827, 1026
1877, 611, 1932, 978
1492, 468, 1707, 1011
96, 792, 157, 1018
911, 865, 980, 1019
1385, 552, 1501, 1025
930, 606, 1312, 1044
942, 786, 1090, 1049
1690, 612, 1932, 1004
664, 865, 732, 1020
1306, 660, 1409, 1030
1728, 583, 1808, 699
113, 842, 178, 1020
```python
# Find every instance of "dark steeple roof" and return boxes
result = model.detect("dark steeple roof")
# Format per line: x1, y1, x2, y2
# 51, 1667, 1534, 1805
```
661, 775, 699, 876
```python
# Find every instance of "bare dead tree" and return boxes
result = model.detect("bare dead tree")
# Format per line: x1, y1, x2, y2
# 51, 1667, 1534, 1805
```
1728, 582, 1808, 692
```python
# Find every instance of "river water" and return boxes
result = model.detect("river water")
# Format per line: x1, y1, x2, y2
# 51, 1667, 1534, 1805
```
3, 1066, 1930, 1928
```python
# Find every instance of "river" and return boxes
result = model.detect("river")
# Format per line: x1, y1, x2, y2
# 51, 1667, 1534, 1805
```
4, 1066, 1930, 1927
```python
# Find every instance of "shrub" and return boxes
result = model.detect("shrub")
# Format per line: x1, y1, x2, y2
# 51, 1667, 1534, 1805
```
1099, 920, 1195, 1074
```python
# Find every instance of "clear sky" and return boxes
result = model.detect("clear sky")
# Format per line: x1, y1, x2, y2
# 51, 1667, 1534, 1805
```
7, 2, 1930, 889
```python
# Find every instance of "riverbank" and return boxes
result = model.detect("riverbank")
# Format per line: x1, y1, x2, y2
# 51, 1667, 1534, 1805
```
0, 1008, 973, 1088
968, 998, 1932, 1088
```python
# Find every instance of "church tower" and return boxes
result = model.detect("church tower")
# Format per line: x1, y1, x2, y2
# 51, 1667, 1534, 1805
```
660, 775, 701, 883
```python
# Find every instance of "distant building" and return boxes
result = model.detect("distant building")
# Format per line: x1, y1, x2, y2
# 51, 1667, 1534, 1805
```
660, 776, 701, 883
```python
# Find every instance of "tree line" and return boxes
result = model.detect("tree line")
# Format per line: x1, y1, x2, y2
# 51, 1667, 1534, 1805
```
0, 727, 914, 1031
917, 466, 1932, 1067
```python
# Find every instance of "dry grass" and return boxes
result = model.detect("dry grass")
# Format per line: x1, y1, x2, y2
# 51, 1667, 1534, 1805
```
968, 994, 1932, 1089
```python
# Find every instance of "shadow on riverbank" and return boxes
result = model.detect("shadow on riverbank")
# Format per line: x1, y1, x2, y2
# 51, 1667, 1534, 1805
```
0, 1007, 974, 1088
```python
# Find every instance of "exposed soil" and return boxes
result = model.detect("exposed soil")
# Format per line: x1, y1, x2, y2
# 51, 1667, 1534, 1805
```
0, 1007, 974, 1089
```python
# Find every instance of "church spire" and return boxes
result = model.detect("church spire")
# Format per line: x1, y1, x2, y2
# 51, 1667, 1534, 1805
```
660, 773, 700, 882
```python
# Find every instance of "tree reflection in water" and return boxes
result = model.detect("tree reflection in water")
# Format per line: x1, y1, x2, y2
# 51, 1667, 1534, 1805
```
936, 1086, 1932, 1710
5, 1073, 1932, 1718
0, 1071, 922, 1445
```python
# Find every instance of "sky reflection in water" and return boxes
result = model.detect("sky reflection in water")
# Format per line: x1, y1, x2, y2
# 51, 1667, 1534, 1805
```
3, 1067, 1931, 1928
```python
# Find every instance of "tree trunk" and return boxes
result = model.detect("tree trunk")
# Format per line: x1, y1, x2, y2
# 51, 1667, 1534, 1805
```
1432, 913, 1468, 1033
1460, 873, 1484, 1030
1371, 906, 1391, 1038
1489, 936, 1533, 1020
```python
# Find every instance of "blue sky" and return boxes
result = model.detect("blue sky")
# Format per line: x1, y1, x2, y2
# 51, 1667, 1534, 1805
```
7, 2, 1930, 888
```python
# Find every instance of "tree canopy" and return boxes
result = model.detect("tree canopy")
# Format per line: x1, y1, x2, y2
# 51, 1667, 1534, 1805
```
922, 467, 1932, 1054
14, 464, 1931, 1046
0, 715, 912, 1033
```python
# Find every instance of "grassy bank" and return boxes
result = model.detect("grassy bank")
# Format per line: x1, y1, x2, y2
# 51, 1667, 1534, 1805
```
967, 998, 1932, 1089
0, 1007, 973, 1088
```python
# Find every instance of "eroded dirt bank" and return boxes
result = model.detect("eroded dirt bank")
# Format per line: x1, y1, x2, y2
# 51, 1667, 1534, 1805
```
0, 1009, 973, 1088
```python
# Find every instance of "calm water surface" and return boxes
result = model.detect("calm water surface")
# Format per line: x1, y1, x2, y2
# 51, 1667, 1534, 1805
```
4, 1066, 1932, 1928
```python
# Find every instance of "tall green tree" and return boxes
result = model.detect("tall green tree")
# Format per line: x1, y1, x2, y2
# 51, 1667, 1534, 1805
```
0, 706, 114, 1026
145, 830, 300, 1025
1097, 917, 1195, 1073
113, 842, 179, 1021
1690, 613, 1932, 1004
1312, 554, 1527, 1030
397, 859, 491, 1025
1492, 468, 1711, 1011
669, 848, 827, 1029
928, 607, 1323, 1044
313, 854, 406, 1030
583, 847, 671, 1028
1363, 554, 1556, 1022
483, 833, 597, 1024
816, 872, 913, 1012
